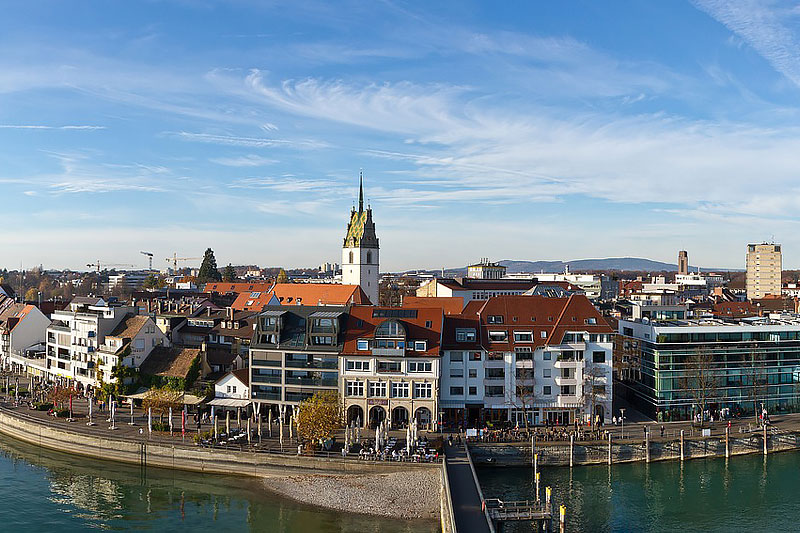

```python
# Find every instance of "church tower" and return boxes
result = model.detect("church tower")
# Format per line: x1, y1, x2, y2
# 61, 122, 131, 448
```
342, 172, 379, 304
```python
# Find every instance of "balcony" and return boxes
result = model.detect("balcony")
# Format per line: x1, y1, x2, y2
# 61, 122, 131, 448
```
252, 391, 281, 401
554, 376, 577, 386
284, 377, 338, 387
252, 359, 281, 368
553, 358, 583, 369
372, 347, 404, 357
284, 360, 338, 370
252, 374, 282, 384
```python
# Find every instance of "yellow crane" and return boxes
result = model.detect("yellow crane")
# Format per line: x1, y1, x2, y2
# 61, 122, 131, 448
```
165, 253, 202, 271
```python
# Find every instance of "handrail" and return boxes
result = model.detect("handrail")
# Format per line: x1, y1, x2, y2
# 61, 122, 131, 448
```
440, 460, 457, 533
464, 439, 496, 533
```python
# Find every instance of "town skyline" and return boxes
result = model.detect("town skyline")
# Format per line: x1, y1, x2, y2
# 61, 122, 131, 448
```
3, 2, 800, 270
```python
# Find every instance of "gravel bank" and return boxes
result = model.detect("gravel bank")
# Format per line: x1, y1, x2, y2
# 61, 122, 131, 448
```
264, 469, 441, 520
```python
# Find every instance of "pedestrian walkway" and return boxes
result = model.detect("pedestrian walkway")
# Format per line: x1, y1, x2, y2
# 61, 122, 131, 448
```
445, 442, 492, 533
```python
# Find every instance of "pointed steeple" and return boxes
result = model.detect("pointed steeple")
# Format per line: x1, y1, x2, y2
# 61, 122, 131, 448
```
358, 170, 364, 212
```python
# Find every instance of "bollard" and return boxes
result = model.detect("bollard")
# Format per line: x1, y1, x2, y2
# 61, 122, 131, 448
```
559, 504, 566, 533
763, 424, 768, 456
536, 471, 541, 502
534, 452, 538, 479
725, 426, 730, 458
546, 486, 552, 511
645, 427, 650, 463
680, 429, 685, 461
569, 434, 574, 468
608, 433, 612, 465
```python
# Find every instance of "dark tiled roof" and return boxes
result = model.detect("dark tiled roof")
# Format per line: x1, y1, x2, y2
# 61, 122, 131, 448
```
139, 347, 200, 379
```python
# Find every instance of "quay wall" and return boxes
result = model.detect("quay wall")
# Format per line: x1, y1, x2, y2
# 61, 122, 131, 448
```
470, 428, 800, 467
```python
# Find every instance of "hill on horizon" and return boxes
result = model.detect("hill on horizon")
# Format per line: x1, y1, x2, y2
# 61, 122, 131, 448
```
436, 257, 739, 274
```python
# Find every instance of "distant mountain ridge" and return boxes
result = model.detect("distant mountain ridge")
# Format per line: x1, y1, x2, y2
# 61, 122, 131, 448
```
497, 257, 739, 273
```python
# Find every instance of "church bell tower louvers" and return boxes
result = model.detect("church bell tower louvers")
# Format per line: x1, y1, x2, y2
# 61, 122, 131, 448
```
342, 172, 379, 305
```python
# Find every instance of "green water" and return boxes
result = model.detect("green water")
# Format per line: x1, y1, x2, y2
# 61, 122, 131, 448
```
478, 453, 800, 532
0, 433, 437, 532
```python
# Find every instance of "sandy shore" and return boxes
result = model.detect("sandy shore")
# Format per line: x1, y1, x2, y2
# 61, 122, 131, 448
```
264, 469, 441, 520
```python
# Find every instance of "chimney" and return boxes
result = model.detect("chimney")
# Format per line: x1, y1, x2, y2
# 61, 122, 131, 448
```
147, 300, 152, 313
207, 306, 212, 317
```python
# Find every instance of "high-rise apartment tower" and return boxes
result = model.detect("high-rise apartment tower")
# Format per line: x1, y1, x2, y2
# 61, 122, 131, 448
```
746, 243, 782, 300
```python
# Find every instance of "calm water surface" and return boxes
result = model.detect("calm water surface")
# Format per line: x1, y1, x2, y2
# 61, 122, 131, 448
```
0, 433, 437, 532
479, 452, 800, 533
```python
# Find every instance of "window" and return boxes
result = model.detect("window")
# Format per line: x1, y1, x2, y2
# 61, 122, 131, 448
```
311, 335, 333, 345
450, 351, 464, 362
346, 380, 364, 397
450, 386, 464, 396
469, 352, 482, 361
515, 347, 532, 360
456, 329, 476, 342
560, 385, 575, 395
485, 368, 504, 379
585, 318, 597, 325
468, 369, 477, 378
593, 351, 606, 363
390, 382, 409, 398
346, 360, 370, 371
485, 386, 504, 397
226, 385, 231, 393
514, 332, 533, 342
375, 320, 405, 338
367, 251, 372, 264
414, 341, 427, 351
425, 320, 432, 328
368, 381, 387, 397
357, 339, 369, 351
543, 386, 552, 395
540, 331, 547, 338
543, 369, 551, 378
349, 251, 354, 263
543, 351, 552, 360
592, 385, 606, 396
250, 292, 261, 298
488, 331, 507, 342
408, 361, 432, 373
414, 382, 432, 398
487, 315, 504, 324
377, 361, 402, 373
468, 386, 477, 396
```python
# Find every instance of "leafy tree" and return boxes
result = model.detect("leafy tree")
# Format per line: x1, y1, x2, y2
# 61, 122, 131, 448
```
24, 287, 38, 301
223, 264, 237, 282
143, 273, 164, 290
276, 268, 289, 284
197, 248, 222, 282
296, 390, 342, 447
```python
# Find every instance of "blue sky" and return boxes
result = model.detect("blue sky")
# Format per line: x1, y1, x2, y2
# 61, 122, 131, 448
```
2, 0, 800, 272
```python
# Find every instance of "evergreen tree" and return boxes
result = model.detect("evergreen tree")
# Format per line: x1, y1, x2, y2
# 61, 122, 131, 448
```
197, 248, 222, 282
223, 264, 237, 282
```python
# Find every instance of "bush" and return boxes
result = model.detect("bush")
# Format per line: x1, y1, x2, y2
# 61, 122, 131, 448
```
151, 421, 170, 432
33, 402, 54, 411
55, 408, 70, 418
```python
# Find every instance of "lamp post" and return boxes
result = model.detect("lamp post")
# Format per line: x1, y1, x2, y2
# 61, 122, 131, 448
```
620, 408, 626, 439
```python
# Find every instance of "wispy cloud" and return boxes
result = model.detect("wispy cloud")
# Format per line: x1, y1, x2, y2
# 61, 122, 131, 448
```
0, 124, 106, 130
169, 131, 329, 150
210, 154, 278, 167
693, 0, 800, 87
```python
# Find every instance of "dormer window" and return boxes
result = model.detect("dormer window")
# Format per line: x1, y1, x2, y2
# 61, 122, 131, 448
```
487, 315, 504, 324
375, 319, 406, 338
455, 329, 476, 342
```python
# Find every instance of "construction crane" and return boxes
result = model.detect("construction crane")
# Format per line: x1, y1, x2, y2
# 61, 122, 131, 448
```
165, 253, 202, 271
140, 251, 154, 271
86, 260, 136, 273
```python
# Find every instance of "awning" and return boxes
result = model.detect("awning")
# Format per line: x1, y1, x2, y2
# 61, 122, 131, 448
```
124, 388, 205, 406
207, 397, 251, 408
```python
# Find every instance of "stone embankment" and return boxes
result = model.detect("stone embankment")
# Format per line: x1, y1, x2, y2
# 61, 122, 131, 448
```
266, 470, 441, 520
0, 406, 442, 521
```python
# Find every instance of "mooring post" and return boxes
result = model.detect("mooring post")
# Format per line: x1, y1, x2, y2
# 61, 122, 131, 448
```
725, 426, 730, 458
534, 452, 538, 480
763, 424, 768, 456
569, 434, 574, 468
645, 427, 650, 463
559, 505, 566, 533
607, 432, 612, 465
546, 486, 552, 511
536, 471, 541, 502
680, 429, 685, 461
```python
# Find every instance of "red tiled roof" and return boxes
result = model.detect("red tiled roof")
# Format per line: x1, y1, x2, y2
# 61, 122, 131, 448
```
203, 282, 273, 294
402, 296, 464, 315
342, 306, 443, 357
231, 283, 370, 311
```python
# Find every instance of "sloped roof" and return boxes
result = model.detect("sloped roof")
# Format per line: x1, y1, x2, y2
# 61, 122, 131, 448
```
139, 346, 200, 379
342, 306, 443, 357
232, 283, 370, 310
402, 296, 464, 315
108, 315, 149, 339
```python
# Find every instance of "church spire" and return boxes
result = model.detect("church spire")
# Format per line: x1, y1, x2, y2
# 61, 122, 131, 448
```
358, 170, 364, 212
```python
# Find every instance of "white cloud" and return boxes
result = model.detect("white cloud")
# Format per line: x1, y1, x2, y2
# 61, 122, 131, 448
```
210, 154, 279, 167
0, 124, 106, 130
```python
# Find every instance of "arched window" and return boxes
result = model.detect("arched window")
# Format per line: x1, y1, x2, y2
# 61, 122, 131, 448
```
375, 319, 406, 338
349, 251, 354, 264
366, 251, 372, 264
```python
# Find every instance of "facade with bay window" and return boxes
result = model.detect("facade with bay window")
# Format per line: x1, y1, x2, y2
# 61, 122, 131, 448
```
340, 306, 443, 430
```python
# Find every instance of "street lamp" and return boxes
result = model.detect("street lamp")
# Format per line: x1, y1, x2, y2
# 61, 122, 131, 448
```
620, 408, 626, 439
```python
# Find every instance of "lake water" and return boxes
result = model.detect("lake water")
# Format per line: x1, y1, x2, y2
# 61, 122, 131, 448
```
0, 433, 437, 532
478, 452, 800, 532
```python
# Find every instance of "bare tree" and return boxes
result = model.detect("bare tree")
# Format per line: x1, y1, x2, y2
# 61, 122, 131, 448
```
510, 366, 537, 430
581, 364, 607, 427
681, 348, 718, 426
745, 348, 769, 417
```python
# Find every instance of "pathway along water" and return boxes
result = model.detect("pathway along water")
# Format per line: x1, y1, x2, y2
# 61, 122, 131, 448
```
478, 450, 800, 533
0, 432, 437, 533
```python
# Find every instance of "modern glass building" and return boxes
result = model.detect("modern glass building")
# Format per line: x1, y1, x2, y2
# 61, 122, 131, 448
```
617, 315, 800, 420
